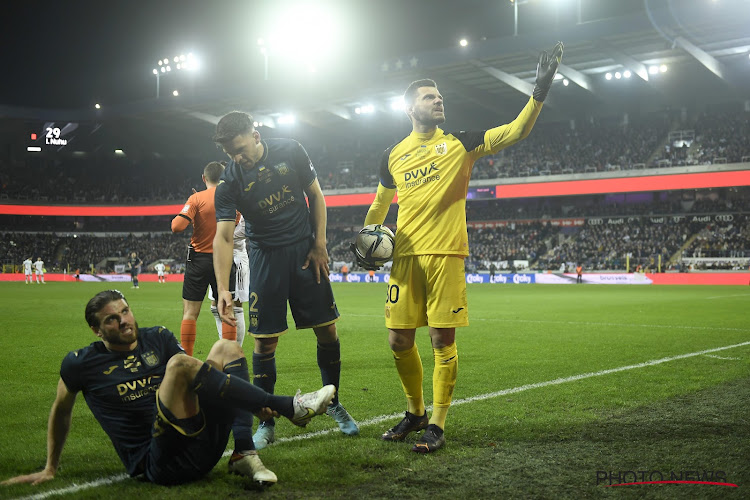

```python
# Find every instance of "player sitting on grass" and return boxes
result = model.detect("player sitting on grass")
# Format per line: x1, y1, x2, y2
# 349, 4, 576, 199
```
1, 289, 335, 489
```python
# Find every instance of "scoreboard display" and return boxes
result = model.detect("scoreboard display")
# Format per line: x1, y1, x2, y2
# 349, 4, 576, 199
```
26, 121, 100, 152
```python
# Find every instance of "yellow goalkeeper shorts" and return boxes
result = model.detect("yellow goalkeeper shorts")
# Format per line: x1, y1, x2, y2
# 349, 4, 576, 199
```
385, 254, 468, 330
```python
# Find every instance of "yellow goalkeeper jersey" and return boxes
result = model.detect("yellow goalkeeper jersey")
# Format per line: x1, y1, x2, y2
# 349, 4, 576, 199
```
365, 96, 543, 257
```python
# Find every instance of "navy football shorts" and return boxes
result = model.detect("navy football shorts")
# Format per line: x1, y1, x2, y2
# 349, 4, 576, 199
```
248, 238, 339, 337
144, 392, 233, 485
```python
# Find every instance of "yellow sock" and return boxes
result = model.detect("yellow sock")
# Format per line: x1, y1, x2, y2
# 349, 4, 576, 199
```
392, 344, 425, 416
430, 342, 458, 429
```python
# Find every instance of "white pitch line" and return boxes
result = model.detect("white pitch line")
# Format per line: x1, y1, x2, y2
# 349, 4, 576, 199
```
705, 294, 750, 300
14, 474, 130, 500
703, 354, 742, 361
12, 340, 750, 499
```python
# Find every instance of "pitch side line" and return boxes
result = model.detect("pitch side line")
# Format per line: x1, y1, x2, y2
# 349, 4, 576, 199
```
13, 340, 750, 500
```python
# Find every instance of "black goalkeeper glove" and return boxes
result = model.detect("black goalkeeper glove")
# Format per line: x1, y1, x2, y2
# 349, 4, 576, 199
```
532, 41, 564, 102
349, 242, 381, 271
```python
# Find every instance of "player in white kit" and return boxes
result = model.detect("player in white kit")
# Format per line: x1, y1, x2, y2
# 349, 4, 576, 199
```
23, 258, 33, 284
209, 215, 249, 346
154, 262, 167, 283
34, 257, 45, 284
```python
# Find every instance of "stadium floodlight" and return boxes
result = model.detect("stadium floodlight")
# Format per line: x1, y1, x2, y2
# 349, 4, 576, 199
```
277, 114, 295, 125
623, 70, 632, 78
356, 104, 374, 115
615, 71, 622, 79
172, 90, 179, 97
114, 149, 125, 155
648, 65, 659, 75
459, 39, 468, 47
390, 96, 405, 111
563, 78, 569, 86
258, 39, 269, 80
94, 103, 101, 109
659, 64, 668, 73
605, 72, 613, 80
152, 51, 199, 98
261, 4, 343, 77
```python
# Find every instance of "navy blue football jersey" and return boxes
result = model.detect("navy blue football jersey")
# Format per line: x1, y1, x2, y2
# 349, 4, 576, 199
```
60, 327, 183, 475
215, 138, 317, 248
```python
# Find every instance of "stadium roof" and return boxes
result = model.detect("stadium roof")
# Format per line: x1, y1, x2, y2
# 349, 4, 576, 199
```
2, 0, 749, 158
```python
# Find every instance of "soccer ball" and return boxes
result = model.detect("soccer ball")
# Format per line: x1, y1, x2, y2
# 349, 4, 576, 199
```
354, 224, 395, 267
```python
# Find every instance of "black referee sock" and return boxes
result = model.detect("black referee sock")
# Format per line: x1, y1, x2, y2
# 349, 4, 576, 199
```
317, 339, 341, 406
223, 358, 254, 452
192, 363, 294, 419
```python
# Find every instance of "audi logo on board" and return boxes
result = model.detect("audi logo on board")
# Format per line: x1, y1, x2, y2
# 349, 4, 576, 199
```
714, 214, 734, 222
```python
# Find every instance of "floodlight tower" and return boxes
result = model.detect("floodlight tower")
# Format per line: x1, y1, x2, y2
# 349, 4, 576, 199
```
258, 39, 269, 80
151, 53, 198, 98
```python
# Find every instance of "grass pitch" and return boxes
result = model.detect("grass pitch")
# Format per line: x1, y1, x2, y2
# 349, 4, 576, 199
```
0, 282, 748, 499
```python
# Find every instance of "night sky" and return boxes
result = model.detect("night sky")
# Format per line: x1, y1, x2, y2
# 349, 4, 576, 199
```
2, 0, 647, 109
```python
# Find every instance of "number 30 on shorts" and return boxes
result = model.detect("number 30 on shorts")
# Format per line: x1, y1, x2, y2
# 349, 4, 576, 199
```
385, 284, 399, 304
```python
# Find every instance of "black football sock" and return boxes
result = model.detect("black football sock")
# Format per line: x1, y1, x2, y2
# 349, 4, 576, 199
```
317, 340, 341, 406
192, 363, 294, 419
223, 358, 254, 452
252, 352, 278, 426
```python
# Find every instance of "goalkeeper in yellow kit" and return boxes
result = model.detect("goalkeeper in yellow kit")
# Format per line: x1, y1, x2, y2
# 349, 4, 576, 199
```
354, 42, 563, 452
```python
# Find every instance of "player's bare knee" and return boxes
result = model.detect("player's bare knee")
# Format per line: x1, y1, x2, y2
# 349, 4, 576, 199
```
254, 337, 278, 355
388, 329, 416, 351
313, 324, 338, 343
166, 354, 201, 378
207, 338, 243, 362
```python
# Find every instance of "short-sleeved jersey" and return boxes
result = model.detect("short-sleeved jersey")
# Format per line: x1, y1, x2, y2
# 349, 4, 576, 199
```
34, 259, 44, 272
378, 97, 542, 257
154, 263, 166, 273
23, 259, 32, 273
215, 138, 317, 249
60, 327, 184, 476
177, 187, 218, 253
127, 256, 142, 271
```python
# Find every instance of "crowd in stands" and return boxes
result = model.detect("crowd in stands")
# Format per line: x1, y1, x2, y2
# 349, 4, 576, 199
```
684, 215, 750, 259
4, 209, 748, 276
3, 184, 750, 274
2, 107, 748, 204
0, 156, 197, 203
1, 231, 190, 274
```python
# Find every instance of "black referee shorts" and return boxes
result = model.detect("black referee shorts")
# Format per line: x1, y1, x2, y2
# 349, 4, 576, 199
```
182, 248, 235, 302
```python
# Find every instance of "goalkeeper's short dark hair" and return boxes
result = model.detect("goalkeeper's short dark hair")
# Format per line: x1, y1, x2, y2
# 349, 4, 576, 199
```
404, 79, 438, 107
213, 111, 255, 144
